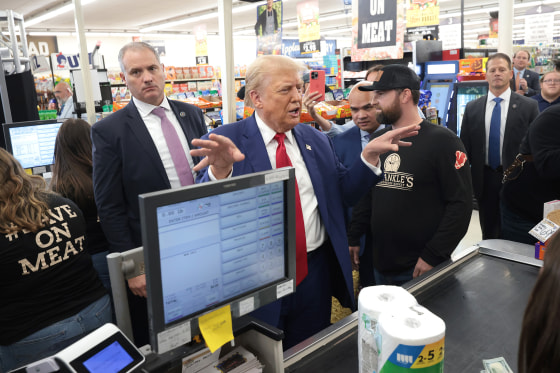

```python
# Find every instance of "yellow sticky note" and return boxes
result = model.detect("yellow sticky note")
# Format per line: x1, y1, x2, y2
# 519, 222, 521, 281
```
198, 305, 234, 353
24, 168, 32, 175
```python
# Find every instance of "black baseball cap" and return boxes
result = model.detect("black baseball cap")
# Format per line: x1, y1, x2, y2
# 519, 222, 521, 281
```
359, 64, 421, 91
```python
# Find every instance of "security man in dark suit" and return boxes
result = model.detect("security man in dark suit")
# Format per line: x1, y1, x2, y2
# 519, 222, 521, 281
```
92, 41, 207, 345
461, 52, 539, 239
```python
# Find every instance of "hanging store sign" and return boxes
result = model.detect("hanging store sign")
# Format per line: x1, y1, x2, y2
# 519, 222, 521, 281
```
439, 17, 461, 50
405, 25, 438, 42
297, 0, 321, 54
255, 0, 283, 56
282, 38, 336, 58
50, 52, 95, 70
357, 0, 397, 49
195, 24, 209, 66
352, 0, 404, 61
145, 40, 166, 57
524, 5, 554, 45
27, 36, 58, 57
406, 0, 439, 28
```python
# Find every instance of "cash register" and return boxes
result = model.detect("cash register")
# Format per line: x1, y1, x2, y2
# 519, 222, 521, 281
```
8, 324, 145, 373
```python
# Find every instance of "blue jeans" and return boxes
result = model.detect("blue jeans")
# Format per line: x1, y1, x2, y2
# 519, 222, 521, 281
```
91, 251, 111, 292
0, 294, 112, 372
374, 267, 415, 286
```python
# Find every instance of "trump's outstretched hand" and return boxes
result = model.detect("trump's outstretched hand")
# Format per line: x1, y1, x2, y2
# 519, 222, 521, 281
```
191, 133, 246, 179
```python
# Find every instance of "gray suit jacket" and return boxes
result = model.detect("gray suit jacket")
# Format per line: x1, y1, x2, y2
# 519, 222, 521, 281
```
460, 91, 539, 198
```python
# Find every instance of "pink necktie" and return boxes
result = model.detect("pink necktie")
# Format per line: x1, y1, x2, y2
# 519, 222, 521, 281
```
152, 107, 194, 186
274, 133, 308, 285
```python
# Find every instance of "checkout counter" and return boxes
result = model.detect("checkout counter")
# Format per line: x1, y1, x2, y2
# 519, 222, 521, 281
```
13, 240, 539, 373
284, 239, 540, 372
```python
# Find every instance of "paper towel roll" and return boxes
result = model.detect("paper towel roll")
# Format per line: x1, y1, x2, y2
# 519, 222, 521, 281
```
378, 304, 446, 373
358, 286, 418, 373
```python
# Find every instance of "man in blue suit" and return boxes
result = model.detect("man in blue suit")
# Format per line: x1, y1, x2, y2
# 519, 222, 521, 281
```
331, 81, 383, 288
92, 42, 207, 345
191, 55, 419, 349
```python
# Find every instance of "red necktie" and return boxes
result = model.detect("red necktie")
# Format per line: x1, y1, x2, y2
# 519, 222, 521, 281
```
274, 133, 308, 285
152, 107, 194, 186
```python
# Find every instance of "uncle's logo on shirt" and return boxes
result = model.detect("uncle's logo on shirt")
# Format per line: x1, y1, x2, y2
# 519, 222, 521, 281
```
378, 153, 413, 191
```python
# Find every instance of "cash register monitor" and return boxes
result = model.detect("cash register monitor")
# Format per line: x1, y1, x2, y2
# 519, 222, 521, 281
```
2, 120, 64, 173
139, 168, 297, 354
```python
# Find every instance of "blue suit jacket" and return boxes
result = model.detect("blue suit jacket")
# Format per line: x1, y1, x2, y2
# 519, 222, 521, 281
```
332, 126, 362, 170
92, 99, 207, 253
197, 116, 382, 310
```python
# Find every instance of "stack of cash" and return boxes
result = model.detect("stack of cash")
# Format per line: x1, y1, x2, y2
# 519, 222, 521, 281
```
481, 357, 514, 373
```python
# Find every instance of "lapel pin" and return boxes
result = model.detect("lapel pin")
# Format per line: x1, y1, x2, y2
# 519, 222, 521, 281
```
306, 144, 312, 151
180, 111, 186, 117
512, 104, 517, 109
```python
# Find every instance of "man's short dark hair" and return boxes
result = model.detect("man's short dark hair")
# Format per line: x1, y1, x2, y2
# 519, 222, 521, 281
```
487, 53, 512, 69
365, 64, 384, 80
395, 88, 420, 105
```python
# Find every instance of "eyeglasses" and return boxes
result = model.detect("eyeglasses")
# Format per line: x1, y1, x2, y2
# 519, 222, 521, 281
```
542, 79, 560, 84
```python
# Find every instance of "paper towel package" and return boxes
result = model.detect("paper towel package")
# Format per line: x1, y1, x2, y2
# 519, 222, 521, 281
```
358, 286, 418, 373
377, 304, 446, 373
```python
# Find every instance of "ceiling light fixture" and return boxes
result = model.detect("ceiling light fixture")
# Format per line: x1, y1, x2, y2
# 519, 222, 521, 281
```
140, 12, 216, 33
25, 0, 96, 27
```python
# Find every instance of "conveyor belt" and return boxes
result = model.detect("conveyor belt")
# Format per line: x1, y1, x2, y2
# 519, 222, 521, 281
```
285, 247, 541, 373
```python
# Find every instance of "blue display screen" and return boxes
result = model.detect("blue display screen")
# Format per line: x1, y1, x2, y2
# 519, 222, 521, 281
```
156, 181, 286, 325
8, 122, 63, 169
426, 83, 452, 125
83, 341, 133, 373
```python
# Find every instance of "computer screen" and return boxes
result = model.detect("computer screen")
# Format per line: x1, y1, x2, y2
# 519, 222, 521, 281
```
425, 82, 454, 127
139, 168, 297, 354
447, 81, 489, 135
2, 120, 64, 171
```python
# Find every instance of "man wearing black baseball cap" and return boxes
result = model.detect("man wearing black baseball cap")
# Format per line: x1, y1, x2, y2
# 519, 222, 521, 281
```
348, 64, 473, 286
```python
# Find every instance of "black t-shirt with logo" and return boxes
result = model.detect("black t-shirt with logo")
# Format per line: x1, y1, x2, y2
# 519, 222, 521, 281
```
0, 193, 106, 345
348, 120, 473, 275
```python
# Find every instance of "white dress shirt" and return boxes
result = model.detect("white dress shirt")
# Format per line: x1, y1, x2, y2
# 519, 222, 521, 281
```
485, 88, 511, 166
133, 97, 195, 188
255, 113, 326, 253
57, 98, 76, 119
207, 113, 383, 251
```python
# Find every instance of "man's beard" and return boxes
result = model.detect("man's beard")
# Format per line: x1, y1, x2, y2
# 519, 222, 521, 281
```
376, 96, 402, 125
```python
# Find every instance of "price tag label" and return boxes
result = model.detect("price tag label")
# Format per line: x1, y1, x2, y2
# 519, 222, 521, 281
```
300, 40, 319, 54
196, 56, 208, 65
529, 219, 559, 243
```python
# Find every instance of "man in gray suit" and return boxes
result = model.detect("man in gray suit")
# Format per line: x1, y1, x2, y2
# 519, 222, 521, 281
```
511, 50, 540, 97
461, 52, 539, 239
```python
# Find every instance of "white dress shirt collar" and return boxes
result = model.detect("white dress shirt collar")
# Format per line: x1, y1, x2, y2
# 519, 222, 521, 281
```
133, 96, 171, 118
255, 112, 297, 147
487, 87, 512, 103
